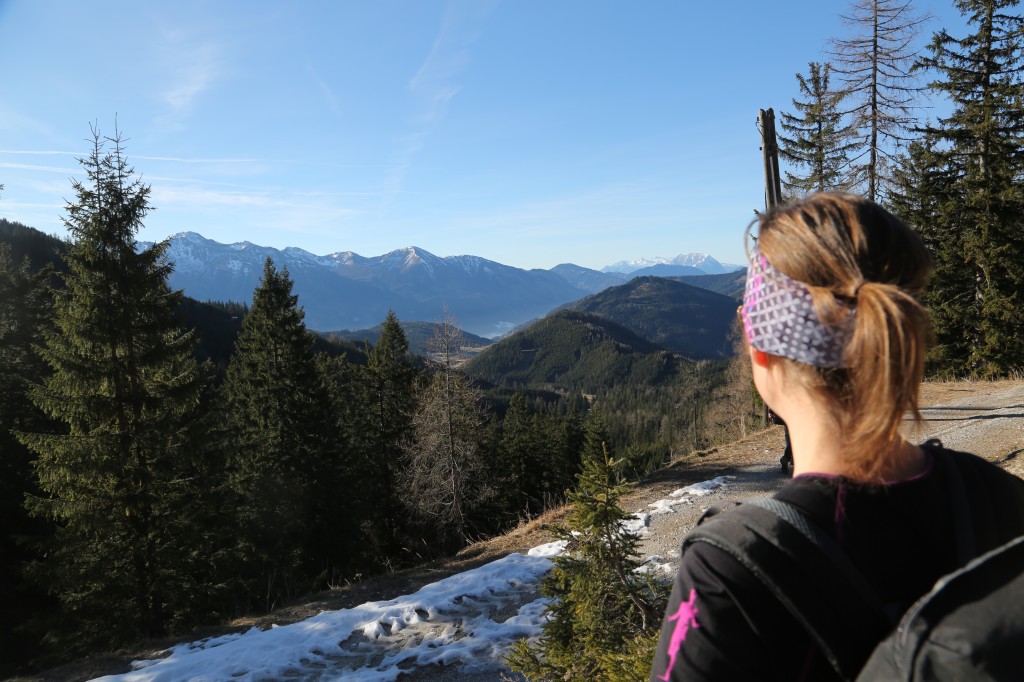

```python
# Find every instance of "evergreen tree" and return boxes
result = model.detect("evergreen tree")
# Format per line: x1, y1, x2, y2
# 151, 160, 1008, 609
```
912, 0, 1024, 374
498, 392, 541, 514
318, 351, 377, 577
829, 0, 929, 201
506, 415, 668, 681
0, 244, 55, 674
554, 400, 586, 492
363, 310, 417, 557
889, 137, 971, 371
17, 128, 206, 651
220, 257, 334, 606
779, 61, 857, 196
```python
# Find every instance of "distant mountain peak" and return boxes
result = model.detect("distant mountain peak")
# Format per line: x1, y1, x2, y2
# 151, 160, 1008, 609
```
169, 230, 208, 243
602, 252, 733, 276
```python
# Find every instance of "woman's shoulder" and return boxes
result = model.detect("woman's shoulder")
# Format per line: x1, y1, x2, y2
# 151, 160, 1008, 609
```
925, 441, 1024, 545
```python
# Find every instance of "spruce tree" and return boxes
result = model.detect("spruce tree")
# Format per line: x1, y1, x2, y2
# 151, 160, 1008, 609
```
779, 61, 857, 196
506, 415, 668, 681
498, 392, 539, 514
317, 351, 376, 578
0, 245, 55, 673
220, 257, 333, 606
889, 137, 972, 371
912, 0, 1024, 374
363, 310, 416, 557
17, 128, 205, 651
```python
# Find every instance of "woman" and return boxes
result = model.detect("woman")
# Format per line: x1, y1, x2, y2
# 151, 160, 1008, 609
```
650, 193, 1024, 681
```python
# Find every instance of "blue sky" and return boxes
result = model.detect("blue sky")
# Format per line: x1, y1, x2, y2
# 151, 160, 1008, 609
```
0, 0, 966, 270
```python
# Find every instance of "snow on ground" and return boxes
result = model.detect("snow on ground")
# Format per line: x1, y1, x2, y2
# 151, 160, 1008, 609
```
622, 511, 652, 536
90, 479, 731, 682
648, 475, 736, 516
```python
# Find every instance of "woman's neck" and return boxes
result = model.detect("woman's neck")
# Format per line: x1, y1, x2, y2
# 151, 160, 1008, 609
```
778, 388, 926, 482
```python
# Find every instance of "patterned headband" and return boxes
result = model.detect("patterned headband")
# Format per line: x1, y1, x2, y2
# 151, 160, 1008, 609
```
740, 246, 853, 368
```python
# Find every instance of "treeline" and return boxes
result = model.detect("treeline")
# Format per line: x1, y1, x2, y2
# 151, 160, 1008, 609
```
0, 133, 599, 676
777, 0, 1024, 377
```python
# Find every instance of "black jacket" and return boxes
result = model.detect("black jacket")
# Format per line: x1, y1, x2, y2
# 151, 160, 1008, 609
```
650, 447, 1024, 682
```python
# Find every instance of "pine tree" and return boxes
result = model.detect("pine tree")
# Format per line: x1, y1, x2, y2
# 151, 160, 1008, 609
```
17, 127, 205, 651
912, 0, 1024, 374
779, 61, 857, 196
506, 415, 668, 681
220, 257, 334, 606
829, 0, 929, 201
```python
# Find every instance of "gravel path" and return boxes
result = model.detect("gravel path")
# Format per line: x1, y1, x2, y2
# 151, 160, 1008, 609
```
633, 379, 1024, 576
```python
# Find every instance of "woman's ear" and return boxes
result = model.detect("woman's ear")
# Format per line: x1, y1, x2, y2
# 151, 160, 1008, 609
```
751, 348, 770, 368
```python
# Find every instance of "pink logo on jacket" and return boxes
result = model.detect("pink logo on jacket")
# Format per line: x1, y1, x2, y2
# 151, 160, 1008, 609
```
657, 588, 700, 681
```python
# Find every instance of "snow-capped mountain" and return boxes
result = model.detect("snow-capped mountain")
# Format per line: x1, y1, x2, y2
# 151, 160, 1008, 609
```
601, 253, 739, 276
140, 234, 744, 337
143, 232, 588, 338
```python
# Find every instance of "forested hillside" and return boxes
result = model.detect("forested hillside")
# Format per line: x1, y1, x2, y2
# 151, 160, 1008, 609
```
674, 270, 746, 300
562, 276, 737, 358
325, 321, 492, 358
464, 310, 746, 457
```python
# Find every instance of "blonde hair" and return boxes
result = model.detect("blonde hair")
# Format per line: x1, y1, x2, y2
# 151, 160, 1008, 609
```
756, 193, 930, 480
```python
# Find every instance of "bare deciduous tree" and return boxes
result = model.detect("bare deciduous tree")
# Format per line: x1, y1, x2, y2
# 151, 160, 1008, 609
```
401, 310, 489, 545
830, 0, 930, 202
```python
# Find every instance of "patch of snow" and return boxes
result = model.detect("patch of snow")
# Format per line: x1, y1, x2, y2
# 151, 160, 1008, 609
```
669, 475, 734, 498
650, 498, 689, 514
636, 556, 675, 576
621, 511, 651, 536
528, 540, 569, 558
91, 541, 567, 682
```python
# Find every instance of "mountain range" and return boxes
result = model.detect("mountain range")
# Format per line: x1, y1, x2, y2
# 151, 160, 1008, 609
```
143, 232, 742, 338
601, 253, 744, 276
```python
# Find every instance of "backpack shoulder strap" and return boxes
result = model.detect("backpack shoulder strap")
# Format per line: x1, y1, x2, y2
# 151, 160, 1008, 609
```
686, 499, 889, 681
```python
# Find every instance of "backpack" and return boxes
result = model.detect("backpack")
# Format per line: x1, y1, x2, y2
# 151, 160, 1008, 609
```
685, 443, 1024, 682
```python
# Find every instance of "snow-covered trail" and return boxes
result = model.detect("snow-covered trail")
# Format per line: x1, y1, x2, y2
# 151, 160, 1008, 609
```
93, 544, 566, 682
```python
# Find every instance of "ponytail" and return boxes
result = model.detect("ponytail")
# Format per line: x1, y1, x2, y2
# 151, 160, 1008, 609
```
843, 281, 928, 479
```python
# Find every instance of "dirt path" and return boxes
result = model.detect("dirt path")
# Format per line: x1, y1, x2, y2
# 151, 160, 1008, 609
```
18, 381, 1023, 682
